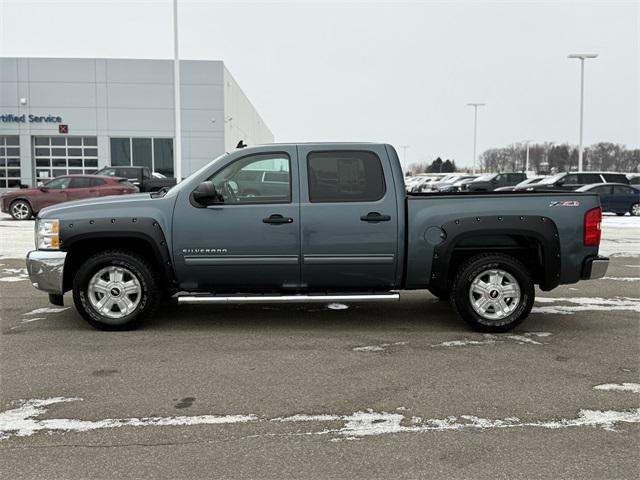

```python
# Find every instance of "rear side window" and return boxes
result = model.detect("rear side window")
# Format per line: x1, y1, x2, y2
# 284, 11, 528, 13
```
592, 185, 612, 194
307, 151, 385, 202
578, 173, 602, 184
603, 173, 629, 184
90, 178, 105, 187
613, 185, 634, 194
69, 177, 92, 188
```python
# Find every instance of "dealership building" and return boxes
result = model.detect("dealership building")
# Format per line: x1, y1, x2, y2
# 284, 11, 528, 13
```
0, 57, 273, 190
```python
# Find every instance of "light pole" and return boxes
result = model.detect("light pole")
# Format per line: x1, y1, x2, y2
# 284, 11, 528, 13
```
467, 103, 485, 174
522, 139, 533, 173
173, 0, 182, 182
568, 53, 598, 172
400, 145, 409, 169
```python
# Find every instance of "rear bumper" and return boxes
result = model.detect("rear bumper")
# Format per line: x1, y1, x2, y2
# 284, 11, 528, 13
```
581, 256, 609, 280
26, 250, 66, 294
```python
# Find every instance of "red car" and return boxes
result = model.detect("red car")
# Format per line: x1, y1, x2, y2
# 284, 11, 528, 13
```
1, 175, 138, 220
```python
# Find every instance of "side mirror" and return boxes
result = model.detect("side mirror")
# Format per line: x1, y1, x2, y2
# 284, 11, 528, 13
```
190, 181, 222, 207
39, 186, 49, 192
556, 179, 565, 186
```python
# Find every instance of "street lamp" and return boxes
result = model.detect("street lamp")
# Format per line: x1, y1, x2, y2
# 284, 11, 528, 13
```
522, 139, 533, 173
467, 103, 485, 174
568, 53, 598, 172
400, 145, 409, 169
173, 0, 182, 182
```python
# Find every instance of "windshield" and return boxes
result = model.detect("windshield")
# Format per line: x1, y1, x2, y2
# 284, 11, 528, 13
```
472, 174, 495, 182
538, 173, 565, 184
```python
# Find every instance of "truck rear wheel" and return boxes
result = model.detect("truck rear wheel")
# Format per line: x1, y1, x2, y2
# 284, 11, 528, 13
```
450, 253, 534, 332
72, 250, 161, 331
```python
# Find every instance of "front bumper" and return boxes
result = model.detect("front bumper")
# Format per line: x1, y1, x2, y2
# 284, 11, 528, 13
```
582, 256, 609, 280
26, 250, 66, 294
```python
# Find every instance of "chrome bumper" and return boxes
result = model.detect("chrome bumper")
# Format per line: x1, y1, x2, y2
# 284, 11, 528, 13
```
26, 250, 66, 294
583, 256, 609, 280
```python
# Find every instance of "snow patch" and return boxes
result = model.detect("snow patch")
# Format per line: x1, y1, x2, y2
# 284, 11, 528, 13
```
24, 307, 69, 316
1, 397, 639, 442
601, 277, 640, 282
352, 341, 407, 352
327, 303, 349, 310
533, 297, 640, 315
431, 332, 551, 348
593, 383, 640, 394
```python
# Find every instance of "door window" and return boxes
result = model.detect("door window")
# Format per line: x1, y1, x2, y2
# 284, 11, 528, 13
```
208, 153, 291, 204
44, 177, 71, 189
307, 151, 385, 202
562, 174, 579, 184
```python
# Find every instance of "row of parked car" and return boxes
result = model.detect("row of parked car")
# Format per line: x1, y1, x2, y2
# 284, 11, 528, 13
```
0, 166, 176, 220
406, 171, 640, 216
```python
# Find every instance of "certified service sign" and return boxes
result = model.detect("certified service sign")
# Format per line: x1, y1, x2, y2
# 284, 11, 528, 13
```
1, 114, 63, 123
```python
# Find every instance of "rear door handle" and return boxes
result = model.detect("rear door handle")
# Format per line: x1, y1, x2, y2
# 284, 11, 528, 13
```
263, 214, 294, 224
360, 212, 391, 222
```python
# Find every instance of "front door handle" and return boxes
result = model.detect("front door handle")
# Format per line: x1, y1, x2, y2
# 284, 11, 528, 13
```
360, 212, 391, 222
263, 214, 294, 224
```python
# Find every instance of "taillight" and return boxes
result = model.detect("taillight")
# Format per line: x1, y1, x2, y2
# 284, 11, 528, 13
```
584, 207, 602, 247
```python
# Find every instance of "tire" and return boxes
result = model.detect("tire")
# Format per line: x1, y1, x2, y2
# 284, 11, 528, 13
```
616, 212, 626, 216
631, 203, 640, 217
9, 199, 33, 220
427, 286, 449, 302
72, 250, 161, 331
450, 253, 534, 333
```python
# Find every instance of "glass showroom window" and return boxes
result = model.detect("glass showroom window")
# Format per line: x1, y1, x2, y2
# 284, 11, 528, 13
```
110, 137, 174, 177
33, 136, 98, 181
0, 136, 21, 188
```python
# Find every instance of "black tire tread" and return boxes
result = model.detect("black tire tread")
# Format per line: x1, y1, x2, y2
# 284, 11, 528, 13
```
72, 249, 161, 331
450, 253, 535, 333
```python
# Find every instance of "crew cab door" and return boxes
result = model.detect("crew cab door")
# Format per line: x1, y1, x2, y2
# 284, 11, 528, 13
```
172, 147, 301, 290
298, 145, 399, 289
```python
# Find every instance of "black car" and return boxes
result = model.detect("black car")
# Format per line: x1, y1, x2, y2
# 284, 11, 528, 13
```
464, 172, 527, 192
94, 166, 177, 192
577, 183, 640, 216
516, 172, 629, 192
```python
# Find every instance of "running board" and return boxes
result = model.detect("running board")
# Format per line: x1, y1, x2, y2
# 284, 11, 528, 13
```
177, 293, 400, 305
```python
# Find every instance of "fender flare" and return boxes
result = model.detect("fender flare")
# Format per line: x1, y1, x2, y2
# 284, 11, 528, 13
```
430, 215, 561, 291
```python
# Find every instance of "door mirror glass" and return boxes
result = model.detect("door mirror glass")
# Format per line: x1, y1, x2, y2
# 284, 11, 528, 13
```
191, 181, 222, 206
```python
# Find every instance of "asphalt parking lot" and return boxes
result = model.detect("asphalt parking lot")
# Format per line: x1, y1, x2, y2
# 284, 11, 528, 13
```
1, 215, 638, 479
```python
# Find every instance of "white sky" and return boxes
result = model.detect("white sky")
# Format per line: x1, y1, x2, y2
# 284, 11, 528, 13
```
1, 0, 638, 167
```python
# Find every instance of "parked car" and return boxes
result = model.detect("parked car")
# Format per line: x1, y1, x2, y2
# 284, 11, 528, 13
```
94, 166, 177, 192
628, 175, 640, 186
494, 176, 546, 192
27, 142, 607, 333
516, 172, 629, 192
434, 175, 478, 192
463, 173, 527, 192
1, 175, 138, 220
576, 183, 640, 216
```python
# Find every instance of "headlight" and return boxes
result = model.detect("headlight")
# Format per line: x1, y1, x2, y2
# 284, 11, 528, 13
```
36, 219, 60, 250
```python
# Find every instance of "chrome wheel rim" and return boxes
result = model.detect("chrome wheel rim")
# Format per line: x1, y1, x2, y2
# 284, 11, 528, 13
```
11, 202, 29, 220
88, 266, 142, 319
469, 268, 521, 321
632, 203, 640, 216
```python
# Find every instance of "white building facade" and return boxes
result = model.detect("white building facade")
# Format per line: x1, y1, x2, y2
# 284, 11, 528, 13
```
0, 57, 273, 190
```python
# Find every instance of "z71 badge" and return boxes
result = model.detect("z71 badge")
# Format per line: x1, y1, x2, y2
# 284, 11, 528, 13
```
549, 200, 580, 207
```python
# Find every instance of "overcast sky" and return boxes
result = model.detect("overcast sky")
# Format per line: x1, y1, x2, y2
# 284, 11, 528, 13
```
1, 0, 638, 167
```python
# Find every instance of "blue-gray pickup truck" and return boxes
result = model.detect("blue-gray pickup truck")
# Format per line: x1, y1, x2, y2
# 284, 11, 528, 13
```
26, 143, 608, 332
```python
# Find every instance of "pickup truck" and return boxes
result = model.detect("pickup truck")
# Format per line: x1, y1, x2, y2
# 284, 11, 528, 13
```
26, 143, 608, 332
94, 166, 177, 192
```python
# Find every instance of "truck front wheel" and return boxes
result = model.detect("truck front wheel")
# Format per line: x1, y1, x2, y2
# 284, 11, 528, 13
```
450, 253, 534, 332
72, 250, 161, 331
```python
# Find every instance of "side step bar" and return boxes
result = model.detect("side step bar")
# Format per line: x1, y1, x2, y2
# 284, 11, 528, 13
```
177, 293, 400, 305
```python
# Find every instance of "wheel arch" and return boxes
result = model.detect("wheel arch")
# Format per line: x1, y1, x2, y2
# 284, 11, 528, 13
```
430, 215, 561, 293
60, 218, 176, 293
